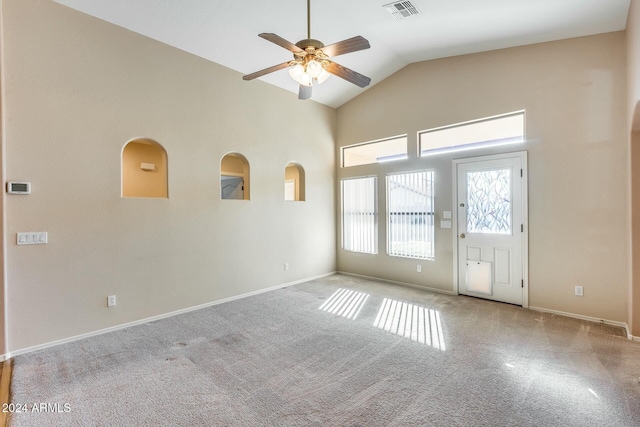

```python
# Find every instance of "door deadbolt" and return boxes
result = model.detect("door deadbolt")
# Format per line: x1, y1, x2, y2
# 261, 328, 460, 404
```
460, 203, 465, 207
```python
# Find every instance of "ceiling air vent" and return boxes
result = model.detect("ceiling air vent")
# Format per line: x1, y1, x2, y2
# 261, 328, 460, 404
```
383, 1, 421, 20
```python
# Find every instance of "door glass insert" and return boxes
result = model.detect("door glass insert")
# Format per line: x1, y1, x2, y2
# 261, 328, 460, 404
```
466, 168, 511, 234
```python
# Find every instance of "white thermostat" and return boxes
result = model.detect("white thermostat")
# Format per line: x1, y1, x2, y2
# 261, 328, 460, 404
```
7, 182, 31, 194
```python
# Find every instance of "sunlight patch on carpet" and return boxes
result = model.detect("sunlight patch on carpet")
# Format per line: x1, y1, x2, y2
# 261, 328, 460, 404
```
319, 288, 369, 320
373, 298, 446, 350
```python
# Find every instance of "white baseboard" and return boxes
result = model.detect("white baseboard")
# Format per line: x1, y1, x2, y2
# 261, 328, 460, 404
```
528, 306, 631, 339
4, 271, 337, 360
338, 271, 457, 296
337, 274, 633, 339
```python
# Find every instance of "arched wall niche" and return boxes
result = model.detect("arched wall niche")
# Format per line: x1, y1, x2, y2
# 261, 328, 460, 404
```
122, 138, 168, 198
285, 162, 306, 201
221, 153, 250, 200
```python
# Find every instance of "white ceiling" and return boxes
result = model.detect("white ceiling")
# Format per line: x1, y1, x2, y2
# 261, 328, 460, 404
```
53, 0, 631, 108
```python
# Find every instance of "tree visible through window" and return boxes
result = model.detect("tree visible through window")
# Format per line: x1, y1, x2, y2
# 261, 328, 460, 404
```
387, 171, 434, 259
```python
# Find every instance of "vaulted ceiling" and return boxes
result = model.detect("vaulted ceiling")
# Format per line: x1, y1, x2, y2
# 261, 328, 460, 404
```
53, 0, 631, 108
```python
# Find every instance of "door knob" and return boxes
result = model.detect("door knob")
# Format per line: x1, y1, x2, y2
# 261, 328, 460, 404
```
459, 233, 466, 239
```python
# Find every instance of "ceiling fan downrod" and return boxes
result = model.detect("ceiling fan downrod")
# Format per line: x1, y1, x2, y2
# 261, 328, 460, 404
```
307, 0, 311, 40
296, 0, 323, 50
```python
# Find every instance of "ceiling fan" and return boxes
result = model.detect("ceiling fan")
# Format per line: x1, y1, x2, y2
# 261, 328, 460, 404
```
242, 0, 371, 100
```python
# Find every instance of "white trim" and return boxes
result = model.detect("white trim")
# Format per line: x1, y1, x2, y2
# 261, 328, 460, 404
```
522, 152, 529, 308
0, 0, 9, 363
452, 151, 529, 308
528, 306, 630, 337
3, 272, 336, 360
338, 271, 457, 296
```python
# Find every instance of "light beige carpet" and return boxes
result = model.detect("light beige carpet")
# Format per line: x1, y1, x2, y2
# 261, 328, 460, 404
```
9, 274, 640, 426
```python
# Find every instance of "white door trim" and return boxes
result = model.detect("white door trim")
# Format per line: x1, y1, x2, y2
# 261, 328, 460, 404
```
452, 151, 529, 308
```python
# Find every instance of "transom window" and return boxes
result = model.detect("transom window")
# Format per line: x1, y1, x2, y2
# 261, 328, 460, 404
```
342, 135, 407, 168
419, 111, 524, 156
387, 171, 434, 260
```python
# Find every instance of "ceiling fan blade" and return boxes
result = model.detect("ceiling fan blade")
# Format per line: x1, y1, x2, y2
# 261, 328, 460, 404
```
243, 62, 291, 81
259, 33, 304, 53
298, 85, 312, 100
324, 61, 371, 88
321, 36, 370, 58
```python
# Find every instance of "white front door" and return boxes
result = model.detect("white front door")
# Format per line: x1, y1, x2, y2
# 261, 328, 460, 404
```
455, 152, 527, 306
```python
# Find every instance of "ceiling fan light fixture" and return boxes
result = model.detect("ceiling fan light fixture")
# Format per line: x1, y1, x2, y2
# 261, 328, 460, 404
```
288, 63, 305, 81
299, 72, 313, 87
306, 60, 323, 78
288, 58, 330, 86
316, 69, 331, 84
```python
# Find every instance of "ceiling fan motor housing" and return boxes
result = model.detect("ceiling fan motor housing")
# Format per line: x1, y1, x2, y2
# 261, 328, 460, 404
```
296, 39, 324, 50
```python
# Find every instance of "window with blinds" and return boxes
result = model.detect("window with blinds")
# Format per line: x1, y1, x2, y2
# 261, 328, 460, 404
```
387, 171, 434, 260
341, 176, 377, 254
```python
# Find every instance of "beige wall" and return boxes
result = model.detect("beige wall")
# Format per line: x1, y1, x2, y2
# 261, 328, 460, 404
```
1, 0, 634, 353
2, 0, 336, 352
337, 33, 628, 322
628, 0, 640, 334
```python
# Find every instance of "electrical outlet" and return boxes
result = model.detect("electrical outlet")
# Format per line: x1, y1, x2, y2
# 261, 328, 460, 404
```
575, 286, 584, 297
107, 295, 117, 307
284, 263, 289, 271
417, 265, 422, 273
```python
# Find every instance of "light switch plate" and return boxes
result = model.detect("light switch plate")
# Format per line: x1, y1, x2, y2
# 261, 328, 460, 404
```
443, 211, 452, 219
17, 232, 47, 245
440, 221, 452, 229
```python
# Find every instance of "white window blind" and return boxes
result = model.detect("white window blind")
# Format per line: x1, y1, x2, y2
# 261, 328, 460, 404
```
342, 177, 377, 254
387, 171, 434, 259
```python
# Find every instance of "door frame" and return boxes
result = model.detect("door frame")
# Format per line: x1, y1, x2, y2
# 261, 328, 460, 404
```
452, 151, 529, 308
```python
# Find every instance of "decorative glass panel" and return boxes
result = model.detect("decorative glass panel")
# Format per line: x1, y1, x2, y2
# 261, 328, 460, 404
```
466, 169, 511, 234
